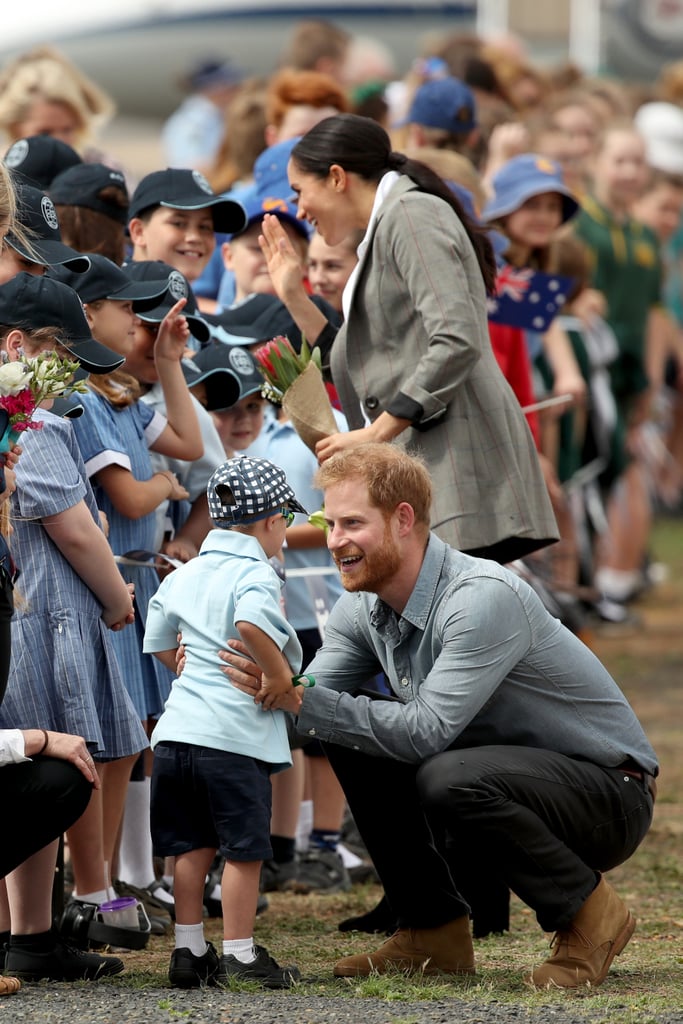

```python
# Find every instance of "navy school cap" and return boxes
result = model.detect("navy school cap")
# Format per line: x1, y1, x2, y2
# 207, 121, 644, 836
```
182, 342, 262, 411
49, 162, 129, 225
123, 260, 211, 343
4, 135, 82, 191
48, 254, 171, 306
0, 273, 124, 373
6, 182, 90, 271
207, 455, 307, 525
181, 352, 241, 412
204, 294, 297, 345
128, 168, 247, 234
51, 393, 85, 418
184, 57, 245, 92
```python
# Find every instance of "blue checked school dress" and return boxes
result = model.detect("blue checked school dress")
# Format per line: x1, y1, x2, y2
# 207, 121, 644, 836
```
70, 388, 175, 720
0, 409, 148, 760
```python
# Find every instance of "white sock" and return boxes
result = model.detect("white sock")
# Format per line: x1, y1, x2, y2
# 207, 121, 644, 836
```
74, 888, 109, 905
162, 874, 174, 891
175, 923, 206, 957
149, 881, 175, 906
118, 777, 155, 889
223, 937, 256, 963
595, 568, 643, 601
336, 843, 363, 869
296, 800, 313, 853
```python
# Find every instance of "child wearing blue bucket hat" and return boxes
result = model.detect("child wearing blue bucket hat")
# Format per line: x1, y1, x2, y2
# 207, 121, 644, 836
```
482, 152, 585, 408
482, 153, 588, 631
482, 153, 579, 268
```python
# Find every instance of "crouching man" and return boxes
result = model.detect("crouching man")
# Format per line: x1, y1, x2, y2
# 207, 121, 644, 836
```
221, 442, 658, 989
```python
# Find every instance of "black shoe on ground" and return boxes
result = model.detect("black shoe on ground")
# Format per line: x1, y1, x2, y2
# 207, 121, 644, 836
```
338, 893, 397, 935
259, 858, 301, 893
216, 945, 300, 989
169, 942, 219, 988
5, 933, 124, 981
295, 848, 351, 893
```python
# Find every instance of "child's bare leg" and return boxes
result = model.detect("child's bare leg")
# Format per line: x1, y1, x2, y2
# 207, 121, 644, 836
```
221, 860, 262, 939
173, 848, 215, 925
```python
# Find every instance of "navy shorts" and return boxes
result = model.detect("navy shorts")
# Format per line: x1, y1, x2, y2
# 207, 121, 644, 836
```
151, 742, 273, 862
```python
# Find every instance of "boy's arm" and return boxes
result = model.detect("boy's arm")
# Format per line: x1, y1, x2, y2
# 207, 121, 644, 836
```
235, 619, 295, 711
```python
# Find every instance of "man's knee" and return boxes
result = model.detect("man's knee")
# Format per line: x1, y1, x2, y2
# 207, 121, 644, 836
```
417, 751, 476, 811
33, 758, 93, 826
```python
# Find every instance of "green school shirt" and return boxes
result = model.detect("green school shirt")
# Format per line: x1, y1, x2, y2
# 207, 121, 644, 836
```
574, 196, 662, 399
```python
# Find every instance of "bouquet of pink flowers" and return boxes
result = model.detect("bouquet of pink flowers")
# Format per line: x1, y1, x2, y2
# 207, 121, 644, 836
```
255, 335, 337, 454
0, 352, 85, 453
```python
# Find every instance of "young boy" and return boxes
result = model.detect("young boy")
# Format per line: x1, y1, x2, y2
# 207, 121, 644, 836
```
127, 168, 246, 284
183, 341, 267, 457
143, 456, 306, 989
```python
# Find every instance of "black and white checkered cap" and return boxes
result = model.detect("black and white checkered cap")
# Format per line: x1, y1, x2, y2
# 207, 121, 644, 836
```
207, 456, 307, 525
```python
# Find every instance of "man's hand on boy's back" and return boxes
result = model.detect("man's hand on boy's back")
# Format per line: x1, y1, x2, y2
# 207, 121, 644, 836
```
256, 672, 302, 712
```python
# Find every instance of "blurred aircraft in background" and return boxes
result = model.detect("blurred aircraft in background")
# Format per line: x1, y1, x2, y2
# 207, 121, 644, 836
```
0, 1, 477, 117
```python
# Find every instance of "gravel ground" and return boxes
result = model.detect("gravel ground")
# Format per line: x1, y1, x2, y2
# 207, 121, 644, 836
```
6, 983, 683, 1024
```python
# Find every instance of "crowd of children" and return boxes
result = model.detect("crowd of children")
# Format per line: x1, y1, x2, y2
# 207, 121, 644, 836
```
1, 18, 683, 995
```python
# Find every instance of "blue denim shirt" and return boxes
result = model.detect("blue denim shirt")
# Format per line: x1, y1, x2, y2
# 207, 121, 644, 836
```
297, 535, 658, 773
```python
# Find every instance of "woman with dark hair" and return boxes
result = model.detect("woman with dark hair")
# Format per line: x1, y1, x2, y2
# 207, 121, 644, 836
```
261, 113, 558, 563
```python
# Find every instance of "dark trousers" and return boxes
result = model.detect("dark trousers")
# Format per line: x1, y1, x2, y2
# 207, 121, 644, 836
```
324, 742, 654, 933
0, 757, 92, 880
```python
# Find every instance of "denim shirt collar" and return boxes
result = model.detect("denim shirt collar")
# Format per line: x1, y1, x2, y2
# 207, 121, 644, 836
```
369, 533, 447, 635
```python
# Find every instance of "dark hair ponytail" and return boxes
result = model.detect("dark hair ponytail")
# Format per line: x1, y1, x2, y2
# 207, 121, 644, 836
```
292, 113, 496, 294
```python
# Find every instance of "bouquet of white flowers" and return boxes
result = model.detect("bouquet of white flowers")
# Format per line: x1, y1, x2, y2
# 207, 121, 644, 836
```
0, 352, 86, 453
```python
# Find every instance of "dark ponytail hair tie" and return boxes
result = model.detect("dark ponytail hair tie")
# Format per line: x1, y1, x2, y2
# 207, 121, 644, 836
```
388, 151, 407, 171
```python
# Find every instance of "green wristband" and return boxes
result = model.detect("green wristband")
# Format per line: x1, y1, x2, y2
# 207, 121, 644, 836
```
292, 673, 316, 688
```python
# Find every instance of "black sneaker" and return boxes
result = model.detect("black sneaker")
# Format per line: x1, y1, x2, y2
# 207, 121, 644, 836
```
216, 945, 300, 989
259, 858, 302, 893
169, 942, 219, 988
295, 847, 352, 893
5, 933, 124, 981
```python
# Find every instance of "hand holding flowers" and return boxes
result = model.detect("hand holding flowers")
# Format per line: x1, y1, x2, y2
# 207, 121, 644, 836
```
254, 335, 337, 454
0, 351, 86, 454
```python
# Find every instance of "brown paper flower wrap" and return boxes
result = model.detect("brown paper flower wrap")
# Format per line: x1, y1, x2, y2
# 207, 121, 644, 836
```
255, 335, 337, 454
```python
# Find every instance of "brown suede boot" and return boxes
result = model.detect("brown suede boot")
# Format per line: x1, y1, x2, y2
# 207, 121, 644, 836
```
0, 975, 21, 996
333, 916, 475, 977
528, 877, 636, 989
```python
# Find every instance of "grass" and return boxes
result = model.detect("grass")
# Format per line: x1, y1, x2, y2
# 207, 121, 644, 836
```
114, 515, 683, 1021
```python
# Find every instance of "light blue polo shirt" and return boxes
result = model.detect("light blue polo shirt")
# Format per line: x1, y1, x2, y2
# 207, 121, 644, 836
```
145, 529, 302, 770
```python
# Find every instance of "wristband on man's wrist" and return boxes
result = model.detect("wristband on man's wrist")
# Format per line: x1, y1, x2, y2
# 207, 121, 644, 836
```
37, 729, 49, 755
292, 673, 316, 688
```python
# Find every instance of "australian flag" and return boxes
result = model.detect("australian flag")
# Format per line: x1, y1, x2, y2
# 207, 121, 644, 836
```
487, 263, 574, 332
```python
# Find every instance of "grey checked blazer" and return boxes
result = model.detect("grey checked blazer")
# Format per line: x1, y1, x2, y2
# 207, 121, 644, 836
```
329, 175, 558, 561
